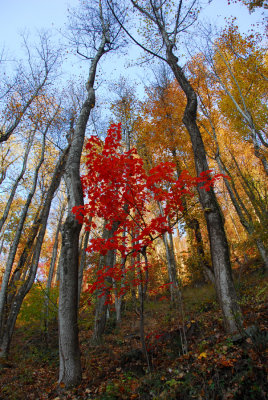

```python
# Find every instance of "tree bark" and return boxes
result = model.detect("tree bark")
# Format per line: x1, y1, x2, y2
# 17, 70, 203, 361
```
0, 130, 35, 233
92, 222, 118, 342
121, 0, 242, 332
44, 204, 65, 337
166, 51, 242, 333
216, 156, 268, 273
58, 34, 107, 387
58, 215, 82, 386
114, 228, 127, 325
159, 213, 180, 302
138, 247, 151, 369
78, 229, 90, 305
0, 132, 46, 333
188, 218, 215, 285
0, 147, 68, 358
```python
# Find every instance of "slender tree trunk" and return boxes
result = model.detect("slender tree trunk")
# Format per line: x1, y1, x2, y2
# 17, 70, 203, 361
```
114, 263, 124, 325
92, 225, 109, 343
138, 248, 151, 370
230, 150, 267, 221
0, 130, 35, 233
161, 227, 183, 302
188, 218, 215, 285
130, 231, 137, 304
114, 228, 127, 325
171, 149, 215, 285
256, 238, 268, 275
58, 216, 82, 385
167, 51, 242, 333
0, 147, 68, 358
6, 200, 44, 310
216, 155, 268, 273
158, 201, 180, 302
93, 222, 118, 342
44, 205, 65, 337
55, 245, 62, 285
78, 229, 90, 305
0, 133, 46, 332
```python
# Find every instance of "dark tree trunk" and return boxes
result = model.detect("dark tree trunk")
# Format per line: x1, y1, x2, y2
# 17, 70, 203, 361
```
93, 222, 119, 342
78, 229, 90, 305
188, 218, 215, 285
58, 216, 82, 386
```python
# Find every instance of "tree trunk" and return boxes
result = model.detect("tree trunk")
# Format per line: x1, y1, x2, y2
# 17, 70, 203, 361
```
167, 51, 242, 333
78, 229, 90, 305
229, 150, 267, 221
93, 223, 118, 342
256, 238, 268, 275
114, 230, 127, 325
58, 216, 82, 386
6, 200, 44, 310
0, 133, 46, 333
138, 248, 151, 370
58, 35, 107, 388
0, 130, 34, 233
216, 155, 268, 273
171, 149, 215, 285
0, 147, 68, 358
161, 230, 180, 301
44, 204, 65, 337
188, 218, 215, 285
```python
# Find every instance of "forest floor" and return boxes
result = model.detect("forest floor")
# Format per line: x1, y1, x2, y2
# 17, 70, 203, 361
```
0, 265, 267, 400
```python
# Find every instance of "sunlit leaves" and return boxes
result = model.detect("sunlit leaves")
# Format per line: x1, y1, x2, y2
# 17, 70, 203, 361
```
73, 123, 222, 303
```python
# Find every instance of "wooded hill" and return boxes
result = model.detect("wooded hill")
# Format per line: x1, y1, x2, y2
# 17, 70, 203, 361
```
0, 0, 267, 398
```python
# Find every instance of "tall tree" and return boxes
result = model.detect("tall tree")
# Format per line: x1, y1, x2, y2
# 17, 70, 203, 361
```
201, 24, 268, 176
44, 202, 66, 338
108, 0, 242, 333
0, 132, 47, 332
138, 69, 214, 284
57, 0, 123, 388
0, 144, 69, 358
187, 51, 268, 272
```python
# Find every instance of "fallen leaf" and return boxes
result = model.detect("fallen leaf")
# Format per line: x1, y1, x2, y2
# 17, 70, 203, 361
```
198, 352, 207, 359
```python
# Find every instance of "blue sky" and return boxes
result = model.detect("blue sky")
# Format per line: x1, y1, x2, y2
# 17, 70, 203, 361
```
0, 0, 264, 51
0, 0, 75, 36
0, 0, 265, 100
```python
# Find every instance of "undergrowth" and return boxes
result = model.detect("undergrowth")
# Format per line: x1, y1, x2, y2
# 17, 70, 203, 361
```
0, 269, 267, 400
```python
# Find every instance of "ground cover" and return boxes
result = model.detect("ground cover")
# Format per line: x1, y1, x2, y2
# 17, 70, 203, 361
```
0, 268, 267, 400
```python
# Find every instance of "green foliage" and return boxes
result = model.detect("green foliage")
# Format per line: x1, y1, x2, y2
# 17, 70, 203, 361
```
137, 373, 165, 399
182, 284, 217, 313
97, 375, 136, 400
105, 314, 118, 334
17, 283, 58, 328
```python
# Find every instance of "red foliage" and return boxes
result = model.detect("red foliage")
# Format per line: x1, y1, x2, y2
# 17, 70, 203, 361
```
72, 123, 223, 302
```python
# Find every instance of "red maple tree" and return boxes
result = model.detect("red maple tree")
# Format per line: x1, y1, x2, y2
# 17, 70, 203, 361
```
72, 123, 223, 303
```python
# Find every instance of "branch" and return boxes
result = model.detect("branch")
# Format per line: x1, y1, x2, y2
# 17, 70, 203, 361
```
106, 0, 167, 62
